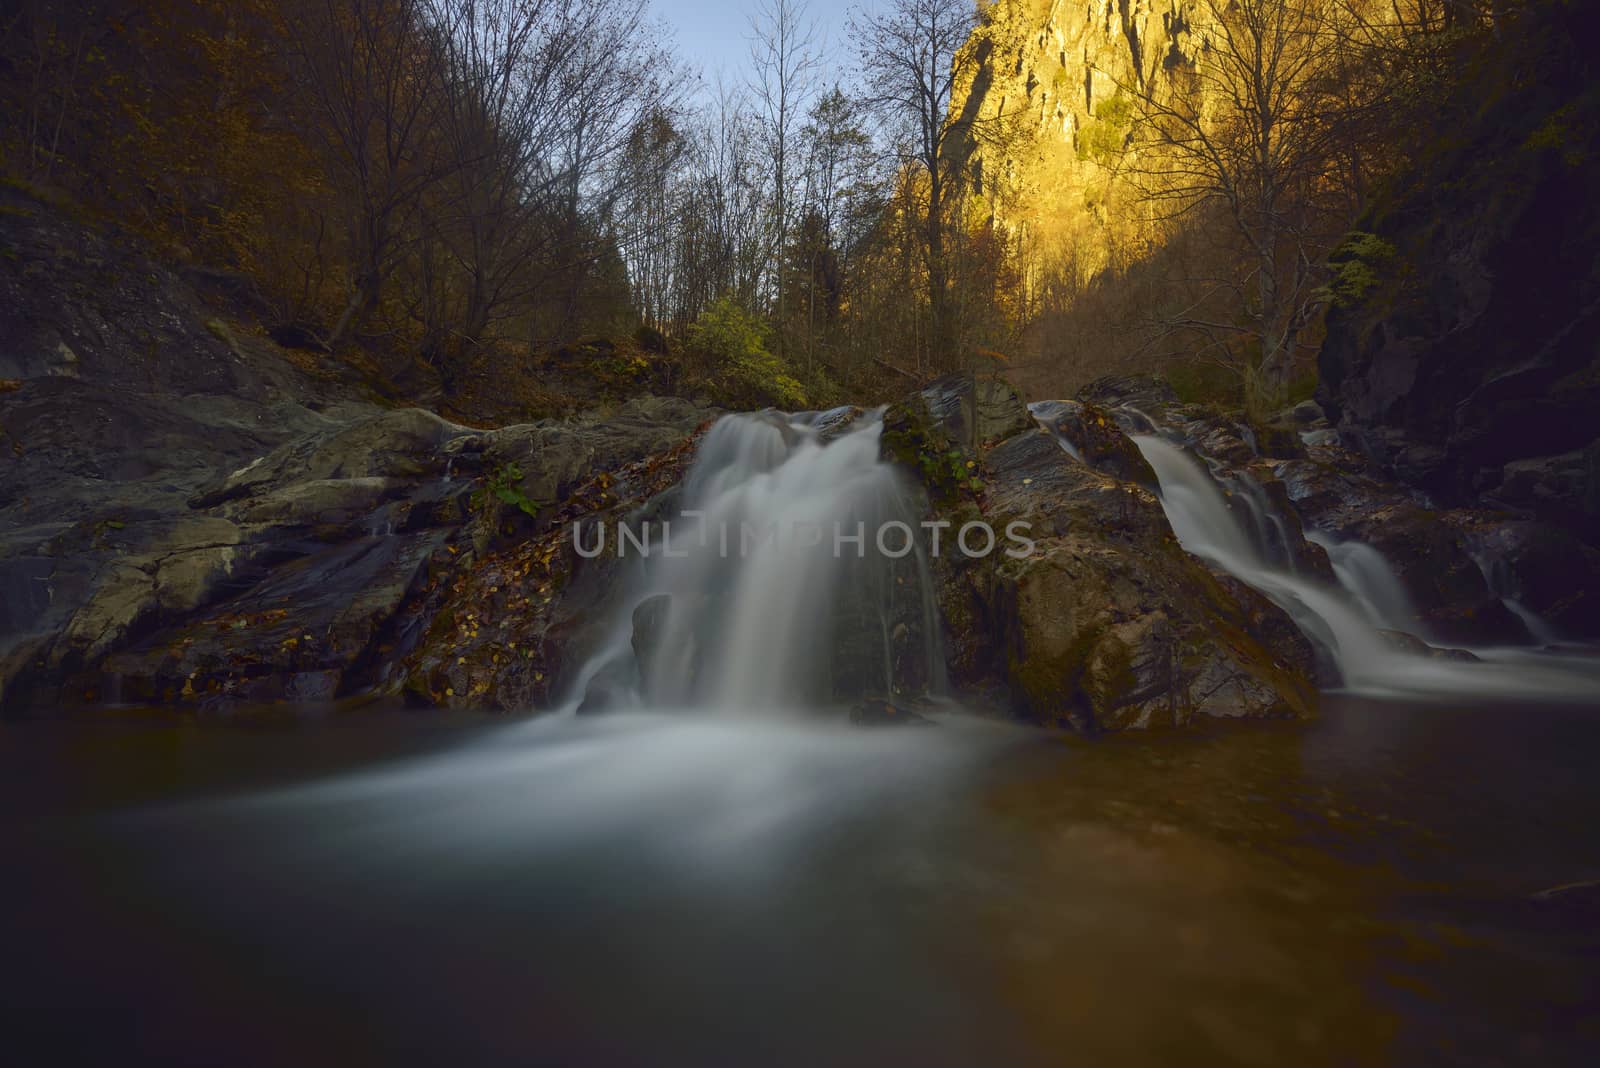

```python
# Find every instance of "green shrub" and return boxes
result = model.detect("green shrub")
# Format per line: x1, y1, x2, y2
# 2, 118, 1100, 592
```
687, 297, 807, 410
1076, 93, 1134, 165
1316, 231, 1397, 309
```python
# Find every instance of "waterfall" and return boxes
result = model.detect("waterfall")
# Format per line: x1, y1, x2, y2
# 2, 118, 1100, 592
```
1131, 434, 1600, 701
1468, 547, 1564, 646
1306, 530, 1417, 630
1027, 401, 1084, 462
563, 411, 944, 714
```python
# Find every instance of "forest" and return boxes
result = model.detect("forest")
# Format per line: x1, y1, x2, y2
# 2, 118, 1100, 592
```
2, 0, 1545, 416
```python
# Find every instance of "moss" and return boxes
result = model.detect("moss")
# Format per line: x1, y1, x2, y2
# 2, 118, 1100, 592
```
881, 400, 984, 505
1010, 621, 1104, 720
1316, 231, 1397, 310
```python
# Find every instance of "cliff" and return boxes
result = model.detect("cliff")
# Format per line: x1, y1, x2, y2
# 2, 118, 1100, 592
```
1316, 1, 1600, 542
952, 0, 1210, 279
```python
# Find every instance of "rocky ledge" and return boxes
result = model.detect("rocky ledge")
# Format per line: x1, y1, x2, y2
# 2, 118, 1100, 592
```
883, 374, 1318, 732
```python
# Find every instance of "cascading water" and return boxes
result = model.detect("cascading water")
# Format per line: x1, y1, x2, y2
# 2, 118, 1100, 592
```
564, 410, 945, 714
1306, 530, 1418, 630
1469, 547, 1564, 646
1131, 433, 1600, 701
1027, 401, 1085, 462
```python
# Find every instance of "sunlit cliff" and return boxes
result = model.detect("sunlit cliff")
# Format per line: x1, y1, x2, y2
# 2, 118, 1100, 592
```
951, 0, 1216, 287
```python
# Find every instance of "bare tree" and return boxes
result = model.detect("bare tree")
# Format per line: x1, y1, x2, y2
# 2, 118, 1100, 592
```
1116, 0, 1354, 405
849, 0, 980, 372
429, 0, 677, 345
285, 0, 456, 350
793, 86, 876, 372
747, 0, 822, 330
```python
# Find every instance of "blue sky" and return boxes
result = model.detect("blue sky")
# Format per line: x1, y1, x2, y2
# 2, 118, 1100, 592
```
656, 0, 868, 89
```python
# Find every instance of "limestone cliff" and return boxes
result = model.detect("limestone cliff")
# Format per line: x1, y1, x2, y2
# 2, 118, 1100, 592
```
952, 0, 1210, 279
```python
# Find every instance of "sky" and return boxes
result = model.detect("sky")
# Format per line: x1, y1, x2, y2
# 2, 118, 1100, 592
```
654, 0, 868, 92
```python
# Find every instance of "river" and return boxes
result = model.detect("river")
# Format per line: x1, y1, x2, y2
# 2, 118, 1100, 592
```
4, 697, 1598, 1066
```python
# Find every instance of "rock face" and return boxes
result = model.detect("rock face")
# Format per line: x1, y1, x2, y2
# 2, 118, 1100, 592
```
1316, 3, 1600, 543
885, 373, 1317, 732
0, 186, 715, 715
1078, 371, 1600, 644
949, 0, 1220, 285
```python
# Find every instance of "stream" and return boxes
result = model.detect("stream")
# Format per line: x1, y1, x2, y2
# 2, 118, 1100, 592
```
4, 698, 1599, 1066
5, 411, 1599, 1065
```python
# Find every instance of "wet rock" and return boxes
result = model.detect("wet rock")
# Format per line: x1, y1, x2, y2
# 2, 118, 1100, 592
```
400, 430, 707, 714
1290, 399, 1324, 424
1033, 400, 1158, 488
849, 697, 933, 727
1374, 629, 1481, 662
1464, 520, 1600, 638
916, 371, 1031, 452
631, 593, 672, 701
1267, 452, 1523, 644
907, 395, 1318, 733
1077, 374, 1179, 414
808, 405, 867, 442
470, 395, 714, 522
1, 187, 718, 716
95, 532, 449, 708
189, 407, 467, 510
1491, 450, 1592, 514
1315, 4, 1600, 539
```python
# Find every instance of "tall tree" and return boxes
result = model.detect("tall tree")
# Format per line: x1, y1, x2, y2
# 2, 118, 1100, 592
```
793, 86, 875, 372
849, 0, 979, 372
747, 0, 822, 331
284, 0, 454, 350
1119, 0, 1354, 404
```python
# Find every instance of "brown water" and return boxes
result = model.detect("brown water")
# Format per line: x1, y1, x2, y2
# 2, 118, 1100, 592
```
3, 696, 1598, 1066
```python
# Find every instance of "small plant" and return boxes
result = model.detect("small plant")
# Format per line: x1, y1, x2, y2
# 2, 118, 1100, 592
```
919, 446, 984, 496
1076, 92, 1135, 165
598, 352, 649, 379
472, 462, 545, 519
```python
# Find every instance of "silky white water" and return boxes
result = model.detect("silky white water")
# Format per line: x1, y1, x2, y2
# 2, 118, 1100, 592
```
1132, 434, 1600, 701
564, 411, 944, 713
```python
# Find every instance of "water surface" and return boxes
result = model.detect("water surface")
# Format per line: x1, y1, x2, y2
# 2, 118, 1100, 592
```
4, 699, 1599, 1066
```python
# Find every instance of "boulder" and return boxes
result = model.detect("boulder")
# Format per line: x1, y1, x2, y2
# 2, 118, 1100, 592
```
981, 432, 1318, 730
893, 392, 1318, 733
915, 371, 1031, 452
1290, 399, 1324, 424
1031, 399, 1158, 488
